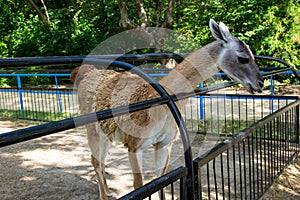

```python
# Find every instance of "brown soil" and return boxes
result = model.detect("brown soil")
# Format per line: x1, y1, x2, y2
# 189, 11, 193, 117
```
0, 120, 189, 200
1, 119, 299, 200
0, 122, 100, 200
260, 157, 300, 200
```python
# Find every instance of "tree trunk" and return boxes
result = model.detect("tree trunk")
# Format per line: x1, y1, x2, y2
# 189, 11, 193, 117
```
27, 0, 48, 25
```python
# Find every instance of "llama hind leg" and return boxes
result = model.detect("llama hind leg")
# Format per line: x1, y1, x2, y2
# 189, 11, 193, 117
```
91, 154, 109, 200
128, 149, 143, 189
154, 143, 172, 200
154, 142, 172, 177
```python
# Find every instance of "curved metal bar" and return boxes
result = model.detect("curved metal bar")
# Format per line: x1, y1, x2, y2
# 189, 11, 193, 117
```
255, 55, 300, 82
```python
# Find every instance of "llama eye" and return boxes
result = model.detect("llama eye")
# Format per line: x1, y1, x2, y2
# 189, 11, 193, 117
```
238, 57, 250, 64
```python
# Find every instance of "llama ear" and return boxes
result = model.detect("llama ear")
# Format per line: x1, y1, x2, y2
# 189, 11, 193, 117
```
209, 19, 232, 43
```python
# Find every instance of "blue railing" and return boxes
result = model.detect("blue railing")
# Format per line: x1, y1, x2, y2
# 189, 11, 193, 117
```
0, 74, 70, 111
0, 69, 299, 113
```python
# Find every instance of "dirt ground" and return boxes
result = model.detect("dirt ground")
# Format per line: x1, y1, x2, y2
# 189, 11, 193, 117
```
260, 157, 300, 200
0, 85, 299, 199
0, 120, 197, 200
0, 122, 100, 200
0, 119, 299, 200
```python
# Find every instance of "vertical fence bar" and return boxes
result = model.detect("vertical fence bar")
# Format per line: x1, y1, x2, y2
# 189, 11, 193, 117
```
180, 173, 187, 200
198, 83, 204, 120
54, 76, 63, 112
213, 158, 218, 199
295, 104, 299, 146
247, 137, 254, 199
223, 95, 227, 136
227, 149, 231, 200
193, 161, 201, 200
232, 146, 237, 199
220, 153, 225, 200
216, 96, 220, 134
17, 74, 24, 110
231, 97, 234, 134
206, 163, 211, 200
270, 75, 274, 96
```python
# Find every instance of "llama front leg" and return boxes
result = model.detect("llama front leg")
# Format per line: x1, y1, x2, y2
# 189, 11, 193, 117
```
128, 149, 143, 189
87, 127, 110, 200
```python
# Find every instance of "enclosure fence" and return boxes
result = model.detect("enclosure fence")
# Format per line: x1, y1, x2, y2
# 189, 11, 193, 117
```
194, 100, 299, 199
0, 87, 77, 121
0, 55, 299, 200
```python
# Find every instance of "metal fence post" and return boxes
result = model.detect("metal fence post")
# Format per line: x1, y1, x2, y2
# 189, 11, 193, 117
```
17, 74, 24, 110
295, 104, 299, 147
54, 76, 63, 112
270, 75, 274, 95
199, 83, 204, 120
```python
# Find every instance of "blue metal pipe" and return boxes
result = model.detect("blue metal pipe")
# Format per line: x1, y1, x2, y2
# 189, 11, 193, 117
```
54, 76, 63, 112
0, 74, 71, 77
198, 83, 205, 120
16, 75, 24, 110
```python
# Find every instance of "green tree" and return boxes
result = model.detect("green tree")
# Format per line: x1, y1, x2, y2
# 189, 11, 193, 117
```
173, 0, 300, 69
0, 0, 299, 72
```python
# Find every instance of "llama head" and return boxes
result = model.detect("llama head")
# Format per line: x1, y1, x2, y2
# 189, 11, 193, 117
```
209, 19, 264, 93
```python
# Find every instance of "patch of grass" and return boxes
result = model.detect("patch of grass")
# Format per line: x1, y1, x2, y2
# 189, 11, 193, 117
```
185, 118, 255, 135
0, 109, 75, 122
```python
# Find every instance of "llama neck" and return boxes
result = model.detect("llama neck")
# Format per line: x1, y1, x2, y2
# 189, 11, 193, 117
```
159, 41, 222, 95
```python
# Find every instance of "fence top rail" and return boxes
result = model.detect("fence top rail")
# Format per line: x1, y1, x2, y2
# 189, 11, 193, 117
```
0, 54, 298, 68
1, 69, 299, 77
0, 54, 186, 67
194, 99, 300, 167
195, 93, 299, 100
1, 85, 298, 99
0, 73, 71, 77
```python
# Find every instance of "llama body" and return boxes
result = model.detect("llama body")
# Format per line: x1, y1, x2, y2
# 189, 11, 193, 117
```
71, 19, 264, 199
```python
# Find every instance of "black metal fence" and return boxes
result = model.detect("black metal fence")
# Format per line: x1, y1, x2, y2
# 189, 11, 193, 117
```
185, 94, 297, 136
194, 100, 300, 199
0, 55, 299, 200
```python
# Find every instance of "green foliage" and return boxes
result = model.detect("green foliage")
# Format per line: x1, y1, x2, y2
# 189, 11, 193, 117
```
0, 0, 121, 57
0, 0, 299, 86
0, 108, 74, 122
257, 2, 300, 67
173, 0, 300, 70
0, 77, 10, 87
185, 118, 254, 136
